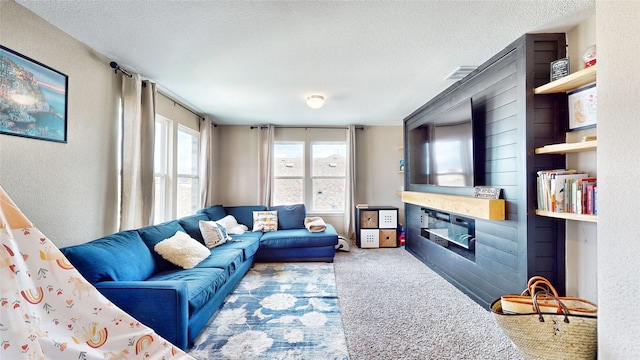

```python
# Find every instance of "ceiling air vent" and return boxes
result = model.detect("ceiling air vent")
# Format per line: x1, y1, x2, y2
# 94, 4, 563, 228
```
445, 66, 477, 80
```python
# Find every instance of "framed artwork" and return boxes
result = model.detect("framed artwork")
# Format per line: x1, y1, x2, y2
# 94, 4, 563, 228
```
568, 84, 597, 131
0, 45, 68, 143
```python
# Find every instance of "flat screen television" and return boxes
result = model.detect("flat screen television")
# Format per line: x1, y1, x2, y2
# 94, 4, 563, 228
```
409, 99, 474, 187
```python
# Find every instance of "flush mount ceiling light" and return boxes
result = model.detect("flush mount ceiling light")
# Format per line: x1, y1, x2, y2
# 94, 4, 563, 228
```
306, 95, 325, 109
445, 66, 477, 80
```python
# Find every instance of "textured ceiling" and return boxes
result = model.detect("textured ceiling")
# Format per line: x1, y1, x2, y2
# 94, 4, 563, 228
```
16, 0, 595, 126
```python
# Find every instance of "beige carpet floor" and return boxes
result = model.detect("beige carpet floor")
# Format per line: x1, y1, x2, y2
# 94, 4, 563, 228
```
333, 244, 522, 359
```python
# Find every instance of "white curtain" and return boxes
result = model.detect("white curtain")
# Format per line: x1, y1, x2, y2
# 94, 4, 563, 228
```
345, 125, 357, 239
120, 74, 156, 230
199, 116, 215, 207
258, 125, 275, 206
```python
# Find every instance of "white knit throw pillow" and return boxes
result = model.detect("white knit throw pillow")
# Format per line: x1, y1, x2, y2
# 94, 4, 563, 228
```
154, 231, 210, 269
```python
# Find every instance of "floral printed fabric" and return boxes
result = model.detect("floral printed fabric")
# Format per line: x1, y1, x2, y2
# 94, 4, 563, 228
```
188, 263, 350, 359
0, 186, 193, 360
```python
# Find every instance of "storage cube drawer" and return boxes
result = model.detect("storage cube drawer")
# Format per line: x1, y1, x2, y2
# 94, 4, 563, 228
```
379, 229, 397, 247
360, 229, 379, 248
379, 210, 397, 228
360, 210, 378, 228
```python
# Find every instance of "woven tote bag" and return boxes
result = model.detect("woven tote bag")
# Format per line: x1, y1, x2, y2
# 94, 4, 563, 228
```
491, 295, 597, 360
501, 276, 597, 316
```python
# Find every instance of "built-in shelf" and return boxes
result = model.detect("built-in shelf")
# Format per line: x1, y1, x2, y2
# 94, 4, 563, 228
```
535, 65, 598, 224
534, 65, 597, 94
535, 140, 597, 154
401, 191, 505, 220
535, 210, 597, 223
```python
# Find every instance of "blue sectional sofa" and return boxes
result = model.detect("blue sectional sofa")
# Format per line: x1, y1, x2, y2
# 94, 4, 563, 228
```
60, 204, 338, 350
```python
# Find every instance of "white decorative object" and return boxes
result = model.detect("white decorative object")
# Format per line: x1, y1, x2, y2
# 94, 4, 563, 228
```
582, 45, 596, 68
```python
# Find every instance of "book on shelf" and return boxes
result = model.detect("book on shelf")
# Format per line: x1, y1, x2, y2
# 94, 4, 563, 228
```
593, 187, 598, 215
356, 204, 369, 209
581, 178, 597, 215
537, 170, 596, 215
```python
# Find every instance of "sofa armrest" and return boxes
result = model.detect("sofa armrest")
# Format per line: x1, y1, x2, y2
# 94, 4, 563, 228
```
95, 280, 189, 349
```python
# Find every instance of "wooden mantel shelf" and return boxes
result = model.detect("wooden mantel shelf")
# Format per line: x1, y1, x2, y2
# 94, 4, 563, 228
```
401, 191, 505, 220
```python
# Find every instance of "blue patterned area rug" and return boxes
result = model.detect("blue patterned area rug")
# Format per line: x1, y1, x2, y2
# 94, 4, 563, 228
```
188, 262, 350, 360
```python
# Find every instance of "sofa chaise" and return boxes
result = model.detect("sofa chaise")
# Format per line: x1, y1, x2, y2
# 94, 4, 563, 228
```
60, 204, 338, 350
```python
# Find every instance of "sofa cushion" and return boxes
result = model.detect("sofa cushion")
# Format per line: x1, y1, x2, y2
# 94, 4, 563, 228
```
269, 204, 306, 229
252, 210, 278, 232
199, 220, 229, 248
60, 230, 155, 283
177, 213, 210, 244
259, 225, 339, 249
195, 247, 244, 278
154, 231, 211, 269
198, 205, 227, 221
225, 232, 262, 260
138, 220, 185, 272
148, 268, 227, 315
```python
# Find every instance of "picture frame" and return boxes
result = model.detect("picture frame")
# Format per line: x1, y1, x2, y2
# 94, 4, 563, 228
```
550, 57, 570, 81
0, 45, 68, 143
568, 84, 597, 131
474, 187, 501, 199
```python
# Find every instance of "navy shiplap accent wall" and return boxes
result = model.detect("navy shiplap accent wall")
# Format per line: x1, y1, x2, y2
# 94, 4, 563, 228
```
404, 34, 567, 308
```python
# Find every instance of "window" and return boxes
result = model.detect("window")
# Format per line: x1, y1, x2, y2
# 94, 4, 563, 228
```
153, 116, 200, 223
272, 139, 346, 213
176, 126, 199, 218
273, 142, 304, 205
311, 143, 346, 212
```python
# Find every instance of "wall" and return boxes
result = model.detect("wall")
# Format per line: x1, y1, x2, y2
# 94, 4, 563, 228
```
355, 126, 404, 224
567, 15, 597, 73
565, 16, 598, 302
156, 94, 201, 132
216, 125, 261, 206
597, 1, 640, 357
0, 1, 121, 248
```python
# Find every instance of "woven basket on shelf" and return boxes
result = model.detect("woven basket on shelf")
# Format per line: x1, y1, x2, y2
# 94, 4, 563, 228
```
491, 299, 597, 360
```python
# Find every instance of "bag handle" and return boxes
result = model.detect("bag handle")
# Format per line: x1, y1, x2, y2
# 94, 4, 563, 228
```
522, 276, 559, 297
529, 279, 559, 298
532, 291, 570, 323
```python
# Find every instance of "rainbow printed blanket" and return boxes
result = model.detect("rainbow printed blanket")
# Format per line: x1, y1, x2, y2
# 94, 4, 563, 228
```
0, 186, 194, 360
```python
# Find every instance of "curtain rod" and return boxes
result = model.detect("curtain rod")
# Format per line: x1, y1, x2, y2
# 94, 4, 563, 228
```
156, 91, 213, 125
109, 61, 133, 78
108, 61, 215, 126
250, 125, 364, 130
